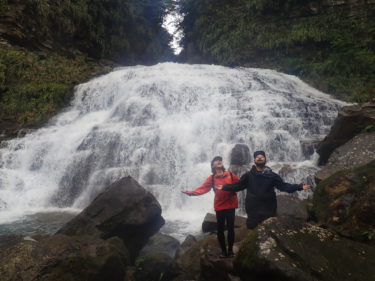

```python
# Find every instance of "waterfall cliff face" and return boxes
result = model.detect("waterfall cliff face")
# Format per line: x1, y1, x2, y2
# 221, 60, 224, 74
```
0, 63, 346, 233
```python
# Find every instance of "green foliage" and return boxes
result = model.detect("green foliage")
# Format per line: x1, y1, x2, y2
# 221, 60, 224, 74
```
3, 0, 172, 63
363, 124, 375, 133
0, 48, 110, 127
2, 83, 71, 125
179, 0, 375, 102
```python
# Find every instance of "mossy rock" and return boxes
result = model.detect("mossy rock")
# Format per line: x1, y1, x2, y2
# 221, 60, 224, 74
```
0, 234, 128, 281
134, 253, 180, 281
313, 160, 375, 243
233, 216, 375, 281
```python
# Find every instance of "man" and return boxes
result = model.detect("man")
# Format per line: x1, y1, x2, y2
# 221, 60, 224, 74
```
182, 156, 239, 258
216, 151, 311, 229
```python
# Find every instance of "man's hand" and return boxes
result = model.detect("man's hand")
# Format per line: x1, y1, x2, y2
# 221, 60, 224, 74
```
302, 184, 312, 190
215, 185, 223, 190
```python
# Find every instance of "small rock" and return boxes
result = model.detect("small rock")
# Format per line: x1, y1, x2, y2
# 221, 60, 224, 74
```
139, 233, 180, 259
23, 236, 38, 242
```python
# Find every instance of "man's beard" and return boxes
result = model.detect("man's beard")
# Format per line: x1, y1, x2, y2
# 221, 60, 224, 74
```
255, 162, 266, 168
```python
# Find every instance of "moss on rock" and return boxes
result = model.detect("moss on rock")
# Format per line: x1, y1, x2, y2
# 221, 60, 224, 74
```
313, 160, 375, 243
233, 216, 375, 281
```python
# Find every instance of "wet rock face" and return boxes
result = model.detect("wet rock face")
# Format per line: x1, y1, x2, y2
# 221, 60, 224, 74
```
230, 144, 251, 165
313, 160, 375, 243
315, 132, 375, 182
57, 176, 165, 262
317, 101, 375, 165
277, 195, 309, 221
0, 235, 128, 281
234, 216, 375, 281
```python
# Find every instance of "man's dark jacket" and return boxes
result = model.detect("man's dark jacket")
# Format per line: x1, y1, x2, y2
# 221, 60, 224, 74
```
223, 165, 302, 219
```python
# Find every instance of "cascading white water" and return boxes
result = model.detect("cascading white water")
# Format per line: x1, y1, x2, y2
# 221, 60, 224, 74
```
0, 63, 346, 238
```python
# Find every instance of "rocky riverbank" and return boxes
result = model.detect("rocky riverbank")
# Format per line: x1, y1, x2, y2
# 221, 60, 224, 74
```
1, 120, 374, 281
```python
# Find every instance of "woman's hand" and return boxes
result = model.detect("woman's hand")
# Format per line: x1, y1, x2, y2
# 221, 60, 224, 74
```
215, 185, 223, 190
181, 191, 192, 196
302, 184, 312, 190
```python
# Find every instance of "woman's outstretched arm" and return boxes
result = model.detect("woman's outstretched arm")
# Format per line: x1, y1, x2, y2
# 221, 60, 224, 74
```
181, 175, 213, 196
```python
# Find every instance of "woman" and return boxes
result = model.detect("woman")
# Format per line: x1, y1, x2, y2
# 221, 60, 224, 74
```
182, 156, 239, 258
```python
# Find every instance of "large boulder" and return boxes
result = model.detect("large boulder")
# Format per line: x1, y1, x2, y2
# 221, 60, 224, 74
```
202, 213, 247, 233
317, 101, 375, 165
234, 216, 375, 281
57, 176, 165, 261
0, 234, 128, 281
315, 132, 375, 182
313, 160, 375, 243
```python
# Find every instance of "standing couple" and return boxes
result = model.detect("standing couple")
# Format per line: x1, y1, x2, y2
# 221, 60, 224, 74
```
182, 151, 311, 258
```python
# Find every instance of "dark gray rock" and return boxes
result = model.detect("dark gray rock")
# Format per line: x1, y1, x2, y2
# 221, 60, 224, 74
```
202, 213, 247, 233
229, 164, 251, 178
230, 144, 251, 165
277, 195, 309, 221
234, 216, 375, 281
300, 139, 320, 158
317, 101, 375, 165
57, 176, 165, 262
139, 233, 180, 259
315, 132, 375, 182
175, 234, 197, 260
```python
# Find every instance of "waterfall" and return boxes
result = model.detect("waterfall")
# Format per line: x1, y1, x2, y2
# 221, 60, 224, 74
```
0, 63, 346, 237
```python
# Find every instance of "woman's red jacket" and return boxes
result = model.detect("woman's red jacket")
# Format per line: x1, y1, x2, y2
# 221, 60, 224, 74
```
184, 171, 240, 211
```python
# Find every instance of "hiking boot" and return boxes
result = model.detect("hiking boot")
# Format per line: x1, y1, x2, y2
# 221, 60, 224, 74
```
219, 250, 228, 258
227, 247, 235, 257
227, 251, 235, 258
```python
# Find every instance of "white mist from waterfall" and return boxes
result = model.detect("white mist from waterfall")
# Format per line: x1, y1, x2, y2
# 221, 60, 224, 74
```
0, 63, 346, 238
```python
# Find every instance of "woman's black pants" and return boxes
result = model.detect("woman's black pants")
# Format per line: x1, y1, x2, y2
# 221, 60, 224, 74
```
215, 208, 235, 253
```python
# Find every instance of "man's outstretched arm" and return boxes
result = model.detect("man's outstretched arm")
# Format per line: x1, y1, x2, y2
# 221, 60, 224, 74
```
274, 174, 311, 193
218, 172, 249, 192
